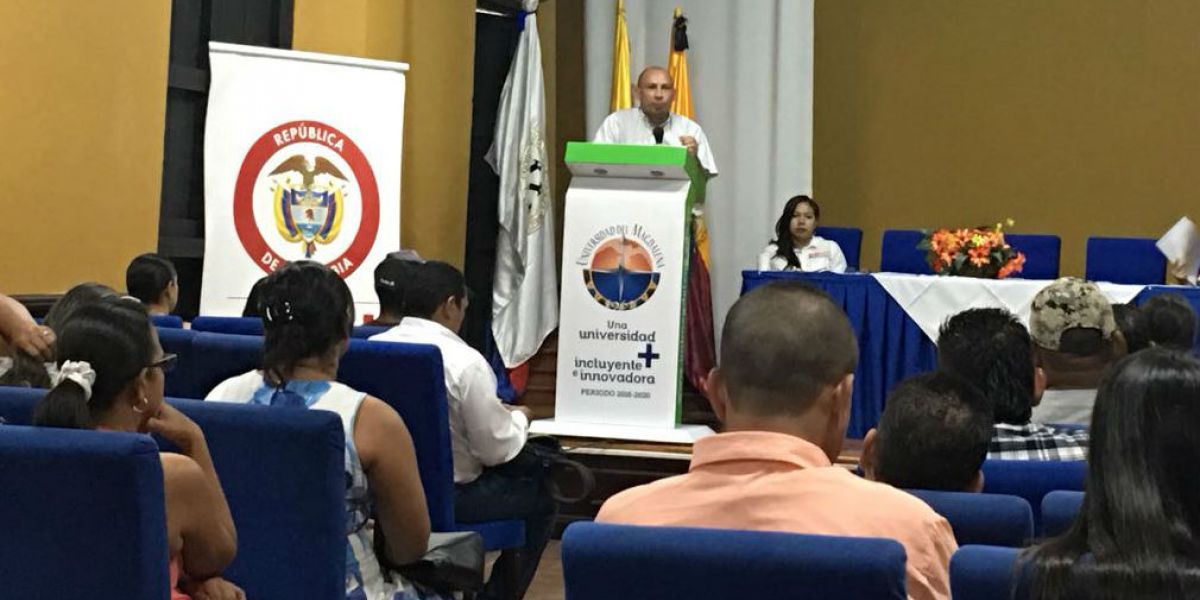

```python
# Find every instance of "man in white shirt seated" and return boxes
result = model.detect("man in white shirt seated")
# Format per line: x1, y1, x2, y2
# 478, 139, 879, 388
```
1028, 278, 1127, 427
593, 66, 718, 177
370, 260, 552, 600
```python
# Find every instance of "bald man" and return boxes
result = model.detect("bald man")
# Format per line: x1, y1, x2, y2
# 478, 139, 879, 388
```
594, 66, 718, 176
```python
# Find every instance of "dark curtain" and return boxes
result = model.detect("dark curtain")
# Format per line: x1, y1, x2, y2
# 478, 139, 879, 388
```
462, 11, 521, 351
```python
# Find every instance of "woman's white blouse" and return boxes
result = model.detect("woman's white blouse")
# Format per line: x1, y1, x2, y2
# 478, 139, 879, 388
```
758, 236, 849, 273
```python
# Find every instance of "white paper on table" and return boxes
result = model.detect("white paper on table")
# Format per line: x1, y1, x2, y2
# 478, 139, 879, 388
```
1156, 217, 1200, 285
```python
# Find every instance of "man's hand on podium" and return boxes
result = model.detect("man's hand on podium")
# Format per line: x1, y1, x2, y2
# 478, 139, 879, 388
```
680, 135, 699, 156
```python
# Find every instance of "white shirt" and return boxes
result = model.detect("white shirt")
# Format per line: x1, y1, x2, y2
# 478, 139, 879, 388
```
758, 236, 848, 273
370, 318, 528, 484
593, 108, 719, 176
1030, 388, 1097, 427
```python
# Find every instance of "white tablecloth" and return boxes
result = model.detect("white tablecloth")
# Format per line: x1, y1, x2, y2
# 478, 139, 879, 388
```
872, 273, 1144, 342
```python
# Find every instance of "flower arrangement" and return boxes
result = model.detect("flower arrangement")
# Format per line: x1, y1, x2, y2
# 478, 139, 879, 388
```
918, 219, 1026, 279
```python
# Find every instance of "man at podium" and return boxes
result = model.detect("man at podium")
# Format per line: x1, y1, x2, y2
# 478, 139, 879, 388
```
593, 66, 719, 176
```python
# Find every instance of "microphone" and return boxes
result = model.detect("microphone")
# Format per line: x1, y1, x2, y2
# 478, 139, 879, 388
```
653, 126, 664, 145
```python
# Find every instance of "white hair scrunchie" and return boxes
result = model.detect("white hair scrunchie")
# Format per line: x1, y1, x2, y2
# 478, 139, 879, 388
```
52, 360, 97, 403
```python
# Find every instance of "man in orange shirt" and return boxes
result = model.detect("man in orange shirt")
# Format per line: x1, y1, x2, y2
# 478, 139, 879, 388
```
596, 282, 957, 600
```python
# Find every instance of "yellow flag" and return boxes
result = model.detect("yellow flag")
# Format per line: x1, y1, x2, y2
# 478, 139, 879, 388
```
610, 0, 632, 112
667, 7, 693, 120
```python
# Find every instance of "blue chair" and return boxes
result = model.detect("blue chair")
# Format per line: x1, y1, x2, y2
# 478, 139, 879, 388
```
907, 489, 1034, 547
950, 545, 1022, 600
338, 338, 526, 551
151, 314, 184, 329
157, 327, 196, 399
562, 522, 907, 600
815, 226, 863, 271
1005, 233, 1061, 279
880, 229, 933, 274
168, 399, 345, 600
191, 315, 265, 336
0, 385, 40, 423
0, 425, 169, 600
353, 324, 390, 339
1085, 236, 1166, 284
981, 460, 1086, 533
1041, 490, 1085, 538
183, 332, 264, 399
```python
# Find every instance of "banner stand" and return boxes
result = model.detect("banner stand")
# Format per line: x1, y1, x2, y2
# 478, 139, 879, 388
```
530, 143, 714, 444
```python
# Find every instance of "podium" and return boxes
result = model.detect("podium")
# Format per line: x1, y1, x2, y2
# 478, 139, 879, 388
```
530, 143, 714, 444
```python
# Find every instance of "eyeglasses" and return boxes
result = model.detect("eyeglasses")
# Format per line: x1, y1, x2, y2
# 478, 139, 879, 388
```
149, 353, 178, 374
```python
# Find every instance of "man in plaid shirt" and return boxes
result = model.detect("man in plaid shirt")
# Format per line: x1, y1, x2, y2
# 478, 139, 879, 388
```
938, 308, 1088, 461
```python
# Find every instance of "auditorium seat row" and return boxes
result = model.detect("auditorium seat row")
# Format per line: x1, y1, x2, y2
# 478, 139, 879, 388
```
812, 228, 1166, 283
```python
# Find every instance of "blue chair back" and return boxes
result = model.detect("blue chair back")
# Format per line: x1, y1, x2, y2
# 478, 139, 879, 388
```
0, 425, 169, 600
907, 489, 1034, 547
1085, 236, 1166, 284
151, 314, 184, 329
950, 545, 1021, 600
185, 332, 264, 399
168, 399, 345, 600
981, 459, 1086, 532
0, 385, 41, 423
157, 327, 197, 399
815, 226, 863, 271
337, 339, 456, 533
1041, 490, 1085, 538
880, 229, 933, 274
562, 522, 907, 600
192, 315, 265, 336
1004, 233, 1061, 279
352, 324, 390, 339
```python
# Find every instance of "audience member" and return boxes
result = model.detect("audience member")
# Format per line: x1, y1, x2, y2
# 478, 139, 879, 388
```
240, 277, 268, 318
205, 261, 443, 600
1028, 278, 1126, 426
1111, 303, 1148, 354
596, 282, 956, 600
938, 308, 1088, 460
370, 251, 422, 327
32, 296, 241, 599
757, 195, 848, 273
1140, 293, 1197, 351
860, 372, 992, 492
370, 260, 551, 600
1021, 349, 1200, 599
1, 283, 117, 388
126, 253, 178, 316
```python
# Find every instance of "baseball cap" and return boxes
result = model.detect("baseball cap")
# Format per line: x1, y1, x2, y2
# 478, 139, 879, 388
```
374, 250, 423, 292
1029, 277, 1117, 351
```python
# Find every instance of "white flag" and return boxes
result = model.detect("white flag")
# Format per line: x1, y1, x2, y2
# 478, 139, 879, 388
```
487, 1, 559, 367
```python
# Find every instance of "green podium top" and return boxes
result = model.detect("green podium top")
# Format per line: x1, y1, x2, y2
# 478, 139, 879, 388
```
565, 141, 708, 204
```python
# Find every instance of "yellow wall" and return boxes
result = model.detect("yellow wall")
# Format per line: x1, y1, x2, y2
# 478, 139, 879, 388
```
294, 0, 475, 268
815, 1, 1200, 276
0, 0, 171, 293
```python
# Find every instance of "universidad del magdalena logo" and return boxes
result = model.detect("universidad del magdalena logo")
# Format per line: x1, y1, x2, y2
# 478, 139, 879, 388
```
578, 224, 666, 311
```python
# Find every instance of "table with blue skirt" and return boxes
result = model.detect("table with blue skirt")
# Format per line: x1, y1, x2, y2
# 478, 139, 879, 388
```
740, 270, 1200, 438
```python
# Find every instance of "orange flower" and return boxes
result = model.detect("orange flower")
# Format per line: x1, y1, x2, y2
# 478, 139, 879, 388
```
968, 245, 991, 267
997, 253, 1026, 279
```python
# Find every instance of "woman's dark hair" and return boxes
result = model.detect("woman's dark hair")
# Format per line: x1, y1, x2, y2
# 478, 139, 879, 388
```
125, 253, 177, 305
259, 261, 354, 386
0, 282, 117, 388
32, 297, 155, 429
771, 195, 821, 268
242, 277, 269, 318
1112, 303, 1149, 354
1023, 348, 1200, 599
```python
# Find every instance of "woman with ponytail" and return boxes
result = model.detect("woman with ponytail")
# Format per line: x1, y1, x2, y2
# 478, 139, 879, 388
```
34, 296, 243, 600
206, 261, 441, 600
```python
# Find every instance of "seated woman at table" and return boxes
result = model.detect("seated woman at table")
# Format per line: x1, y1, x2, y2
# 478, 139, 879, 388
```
757, 195, 848, 273
1018, 348, 1200, 599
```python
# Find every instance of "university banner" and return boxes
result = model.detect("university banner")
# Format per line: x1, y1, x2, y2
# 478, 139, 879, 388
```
201, 42, 406, 319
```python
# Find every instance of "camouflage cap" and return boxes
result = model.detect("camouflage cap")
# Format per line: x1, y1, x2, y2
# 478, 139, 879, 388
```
1029, 277, 1117, 350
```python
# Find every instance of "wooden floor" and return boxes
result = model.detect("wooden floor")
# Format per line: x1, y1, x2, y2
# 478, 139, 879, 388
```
526, 540, 565, 600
